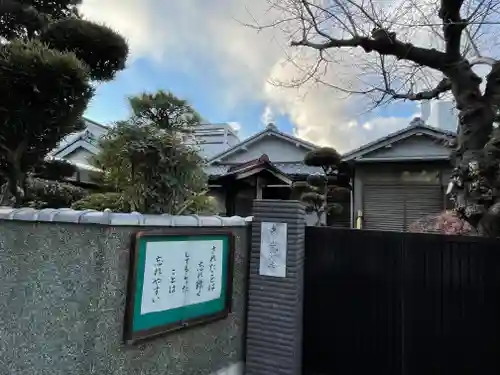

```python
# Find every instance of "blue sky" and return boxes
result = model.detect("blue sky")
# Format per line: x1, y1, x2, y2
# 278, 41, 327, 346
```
85, 55, 419, 149
85, 58, 284, 140
80, 0, 422, 152
86, 58, 419, 141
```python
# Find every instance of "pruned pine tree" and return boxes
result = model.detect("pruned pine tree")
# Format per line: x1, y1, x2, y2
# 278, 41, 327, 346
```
293, 147, 351, 226
0, 0, 128, 206
73, 91, 215, 215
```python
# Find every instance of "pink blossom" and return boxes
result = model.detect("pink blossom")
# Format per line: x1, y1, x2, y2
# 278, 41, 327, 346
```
408, 210, 476, 236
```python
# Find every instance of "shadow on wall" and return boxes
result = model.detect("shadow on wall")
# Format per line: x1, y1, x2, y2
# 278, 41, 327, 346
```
0, 209, 249, 375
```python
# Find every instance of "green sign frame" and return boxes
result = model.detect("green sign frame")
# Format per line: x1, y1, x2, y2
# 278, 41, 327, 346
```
124, 229, 235, 343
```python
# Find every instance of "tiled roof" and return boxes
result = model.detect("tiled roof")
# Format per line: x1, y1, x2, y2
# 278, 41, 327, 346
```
205, 164, 230, 176
205, 162, 322, 177
275, 163, 322, 175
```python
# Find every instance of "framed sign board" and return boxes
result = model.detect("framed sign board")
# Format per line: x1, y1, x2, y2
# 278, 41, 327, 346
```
124, 230, 235, 343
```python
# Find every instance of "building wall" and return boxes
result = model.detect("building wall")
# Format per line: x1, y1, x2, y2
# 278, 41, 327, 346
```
219, 136, 310, 164
193, 123, 241, 160
362, 136, 452, 160
420, 100, 459, 133
305, 211, 326, 226
0, 209, 249, 375
353, 161, 453, 227
63, 148, 96, 164
85, 120, 109, 139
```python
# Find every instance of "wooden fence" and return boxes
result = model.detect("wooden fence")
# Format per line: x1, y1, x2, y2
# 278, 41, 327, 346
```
302, 228, 500, 375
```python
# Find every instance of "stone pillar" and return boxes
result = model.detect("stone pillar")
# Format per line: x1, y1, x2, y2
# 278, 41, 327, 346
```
245, 200, 306, 375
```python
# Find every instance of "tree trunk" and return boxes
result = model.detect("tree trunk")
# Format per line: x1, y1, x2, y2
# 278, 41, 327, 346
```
6, 162, 24, 208
315, 212, 322, 226
446, 60, 500, 236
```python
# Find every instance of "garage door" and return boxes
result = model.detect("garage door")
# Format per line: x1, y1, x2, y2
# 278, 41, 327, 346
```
363, 184, 444, 232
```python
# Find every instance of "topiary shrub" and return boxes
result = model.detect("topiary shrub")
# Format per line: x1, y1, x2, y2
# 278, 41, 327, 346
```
71, 192, 130, 212
293, 147, 351, 226
33, 159, 77, 180
24, 177, 88, 209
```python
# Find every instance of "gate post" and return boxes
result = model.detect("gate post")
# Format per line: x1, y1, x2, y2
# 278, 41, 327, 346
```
245, 199, 306, 375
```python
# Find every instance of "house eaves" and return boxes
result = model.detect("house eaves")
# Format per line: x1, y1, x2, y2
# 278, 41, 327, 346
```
342, 119, 456, 162
207, 124, 318, 164
50, 118, 107, 157
51, 138, 100, 160
215, 154, 293, 185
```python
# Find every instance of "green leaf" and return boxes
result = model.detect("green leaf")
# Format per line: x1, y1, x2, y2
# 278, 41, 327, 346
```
307, 174, 326, 188
304, 147, 341, 167
40, 18, 129, 81
92, 91, 208, 214
301, 192, 325, 206
25, 177, 88, 208
0, 39, 93, 204
71, 192, 130, 212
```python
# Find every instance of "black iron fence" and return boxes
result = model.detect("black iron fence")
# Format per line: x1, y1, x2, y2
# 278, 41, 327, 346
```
303, 227, 500, 375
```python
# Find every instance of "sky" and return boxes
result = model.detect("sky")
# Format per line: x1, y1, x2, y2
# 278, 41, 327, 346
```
79, 0, 426, 154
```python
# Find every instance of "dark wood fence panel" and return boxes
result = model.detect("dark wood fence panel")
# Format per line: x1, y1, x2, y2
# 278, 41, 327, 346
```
303, 228, 403, 375
303, 228, 500, 375
402, 233, 500, 374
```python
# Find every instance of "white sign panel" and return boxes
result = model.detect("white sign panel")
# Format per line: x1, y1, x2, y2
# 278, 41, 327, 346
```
259, 222, 288, 277
140, 239, 224, 315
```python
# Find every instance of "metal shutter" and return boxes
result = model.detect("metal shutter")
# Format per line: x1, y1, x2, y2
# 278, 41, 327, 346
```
404, 185, 444, 230
364, 185, 406, 231
328, 200, 351, 228
363, 184, 444, 232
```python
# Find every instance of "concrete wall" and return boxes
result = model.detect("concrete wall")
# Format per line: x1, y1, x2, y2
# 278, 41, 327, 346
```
0, 208, 250, 375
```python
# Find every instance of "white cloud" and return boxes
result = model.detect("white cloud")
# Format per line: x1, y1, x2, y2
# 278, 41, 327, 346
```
260, 106, 275, 126
79, 0, 492, 153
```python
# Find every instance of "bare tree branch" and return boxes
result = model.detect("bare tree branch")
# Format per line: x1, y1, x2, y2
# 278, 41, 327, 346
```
291, 29, 448, 72
389, 78, 452, 101
439, 0, 466, 59
300, 0, 335, 43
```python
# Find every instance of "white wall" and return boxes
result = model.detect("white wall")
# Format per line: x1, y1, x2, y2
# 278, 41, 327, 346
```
305, 212, 326, 226
220, 135, 309, 164
64, 149, 95, 165
420, 100, 458, 133
85, 121, 108, 139
192, 123, 241, 160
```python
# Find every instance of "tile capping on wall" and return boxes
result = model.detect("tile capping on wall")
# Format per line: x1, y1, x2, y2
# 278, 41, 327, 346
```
212, 362, 244, 375
0, 206, 253, 227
